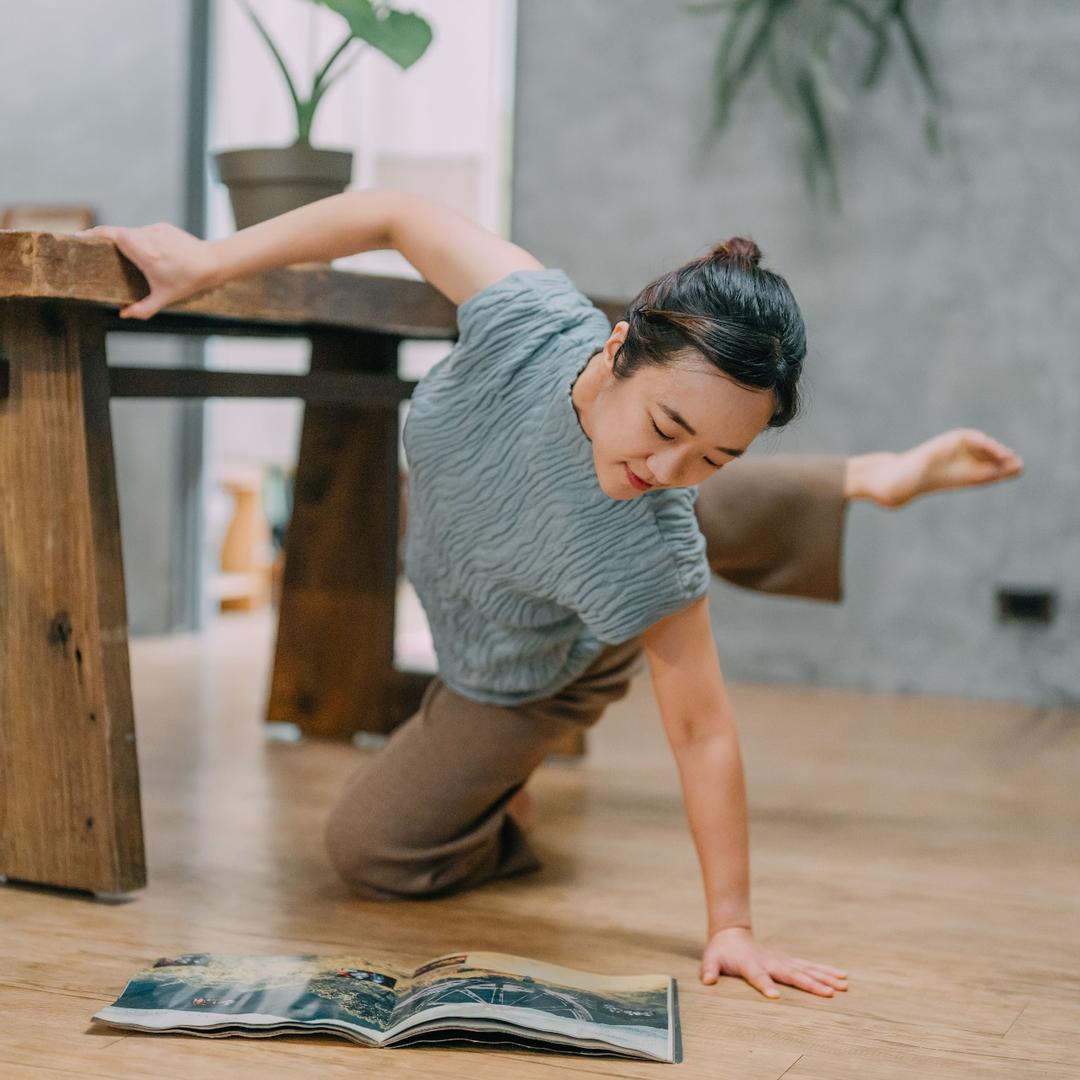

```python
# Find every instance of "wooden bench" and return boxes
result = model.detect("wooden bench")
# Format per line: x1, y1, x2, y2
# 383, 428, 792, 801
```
0, 231, 625, 895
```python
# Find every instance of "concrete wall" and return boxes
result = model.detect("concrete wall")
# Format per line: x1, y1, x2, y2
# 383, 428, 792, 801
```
0, 1, 200, 633
511, 0, 1079, 703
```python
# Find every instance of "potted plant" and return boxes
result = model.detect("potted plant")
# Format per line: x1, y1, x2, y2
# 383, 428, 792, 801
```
214, 0, 434, 230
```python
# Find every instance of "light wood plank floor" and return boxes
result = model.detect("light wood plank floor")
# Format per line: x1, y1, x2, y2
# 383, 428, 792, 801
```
2, 610, 1078, 1078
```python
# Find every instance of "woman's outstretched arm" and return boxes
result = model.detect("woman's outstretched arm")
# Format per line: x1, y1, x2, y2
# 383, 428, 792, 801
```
844, 428, 1023, 507
75, 189, 541, 319
78, 189, 401, 317
694, 429, 1024, 603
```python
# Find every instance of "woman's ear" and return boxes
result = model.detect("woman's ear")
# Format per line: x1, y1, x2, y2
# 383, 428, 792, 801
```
603, 321, 629, 367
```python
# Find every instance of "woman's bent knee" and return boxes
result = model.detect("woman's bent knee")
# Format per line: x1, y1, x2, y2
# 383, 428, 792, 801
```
323, 793, 425, 900
327, 848, 435, 902
324, 794, 540, 901
325, 826, 503, 901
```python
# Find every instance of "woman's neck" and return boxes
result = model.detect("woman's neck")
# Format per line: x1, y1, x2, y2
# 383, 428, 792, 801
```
570, 349, 603, 441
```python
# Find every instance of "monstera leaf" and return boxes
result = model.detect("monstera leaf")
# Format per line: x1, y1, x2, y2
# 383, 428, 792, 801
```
316, 0, 433, 70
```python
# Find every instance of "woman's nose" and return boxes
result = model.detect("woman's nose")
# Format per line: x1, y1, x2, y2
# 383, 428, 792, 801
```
646, 449, 692, 486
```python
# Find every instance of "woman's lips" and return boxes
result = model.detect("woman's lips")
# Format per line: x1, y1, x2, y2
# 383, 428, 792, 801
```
625, 464, 653, 490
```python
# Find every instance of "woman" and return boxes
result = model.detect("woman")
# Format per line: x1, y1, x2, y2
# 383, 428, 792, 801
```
79, 190, 1023, 1002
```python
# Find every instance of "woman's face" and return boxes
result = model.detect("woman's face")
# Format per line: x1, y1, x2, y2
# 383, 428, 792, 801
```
574, 321, 777, 501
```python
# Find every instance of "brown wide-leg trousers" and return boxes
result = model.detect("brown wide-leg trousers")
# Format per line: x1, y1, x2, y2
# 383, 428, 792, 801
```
324, 455, 848, 900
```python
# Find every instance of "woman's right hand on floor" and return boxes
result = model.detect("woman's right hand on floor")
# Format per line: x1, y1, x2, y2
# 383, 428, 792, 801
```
700, 926, 849, 1000
75, 222, 220, 320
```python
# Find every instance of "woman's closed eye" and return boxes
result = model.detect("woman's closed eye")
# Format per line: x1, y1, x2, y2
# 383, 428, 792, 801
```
651, 417, 721, 468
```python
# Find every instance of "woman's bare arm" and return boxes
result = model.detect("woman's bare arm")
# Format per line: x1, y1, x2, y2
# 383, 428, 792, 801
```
386, 190, 544, 305
843, 429, 1024, 506
642, 594, 848, 999
202, 188, 398, 281
642, 594, 751, 934
204, 187, 544, 304
76, 188, 543, 319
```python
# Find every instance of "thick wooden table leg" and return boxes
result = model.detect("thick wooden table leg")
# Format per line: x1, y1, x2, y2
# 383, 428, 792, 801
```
267, 330, 428, 740
0, 300, 145, 893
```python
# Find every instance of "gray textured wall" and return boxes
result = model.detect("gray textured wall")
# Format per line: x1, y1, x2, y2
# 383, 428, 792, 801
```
0, 1, 197, 633
511, 0, 1079, 704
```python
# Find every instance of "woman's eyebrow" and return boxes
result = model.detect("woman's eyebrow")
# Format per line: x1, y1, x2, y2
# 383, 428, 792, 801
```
658, 403, 747, 457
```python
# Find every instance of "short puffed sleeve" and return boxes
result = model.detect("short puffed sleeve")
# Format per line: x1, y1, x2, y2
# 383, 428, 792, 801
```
453, 268, 609, 369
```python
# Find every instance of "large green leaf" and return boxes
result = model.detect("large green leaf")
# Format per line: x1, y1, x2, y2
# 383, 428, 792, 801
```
316, 0, 433, 70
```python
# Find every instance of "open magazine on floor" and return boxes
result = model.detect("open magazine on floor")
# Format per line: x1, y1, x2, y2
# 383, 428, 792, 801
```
92, 950, 682, 1063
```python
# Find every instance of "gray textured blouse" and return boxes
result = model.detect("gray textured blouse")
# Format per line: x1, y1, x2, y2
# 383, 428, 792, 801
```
402, 268, 710, 705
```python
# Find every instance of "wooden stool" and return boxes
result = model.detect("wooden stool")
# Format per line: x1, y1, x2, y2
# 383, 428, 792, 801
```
215, 464, 274, 611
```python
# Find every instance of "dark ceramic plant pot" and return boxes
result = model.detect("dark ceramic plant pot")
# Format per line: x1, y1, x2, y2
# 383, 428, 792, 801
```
212, 143, 354, 231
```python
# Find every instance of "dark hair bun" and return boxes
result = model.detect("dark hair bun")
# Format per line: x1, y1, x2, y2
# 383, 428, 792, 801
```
710, 236, 762, 268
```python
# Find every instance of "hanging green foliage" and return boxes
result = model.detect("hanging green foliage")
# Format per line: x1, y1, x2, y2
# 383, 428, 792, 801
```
689, 0, 943, 209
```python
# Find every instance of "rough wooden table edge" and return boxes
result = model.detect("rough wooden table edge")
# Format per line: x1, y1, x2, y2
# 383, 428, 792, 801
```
0, 230, 629, 335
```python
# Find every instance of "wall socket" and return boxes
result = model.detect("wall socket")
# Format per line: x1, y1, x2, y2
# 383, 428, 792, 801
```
996, 587, 1057, 625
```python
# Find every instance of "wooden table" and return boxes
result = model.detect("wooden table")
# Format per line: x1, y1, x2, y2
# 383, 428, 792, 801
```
0, 231, 625, 895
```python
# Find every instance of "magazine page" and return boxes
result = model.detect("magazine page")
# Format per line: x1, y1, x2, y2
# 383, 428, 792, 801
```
390, 1014, 668, 1056
92, 953, 412, 1043
384, 951, 679, 1063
